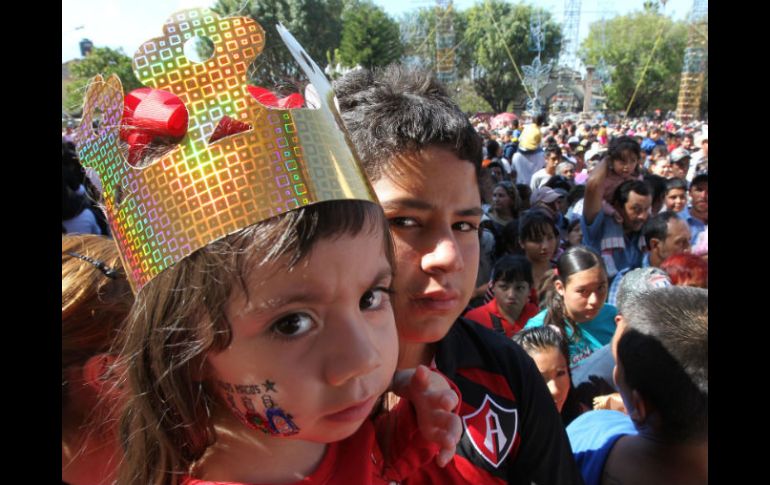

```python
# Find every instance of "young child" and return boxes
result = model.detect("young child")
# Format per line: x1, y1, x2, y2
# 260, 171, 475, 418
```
663, 177, 689, 213
74, 9, 460, 485
63, 234, 134, 485
647, 145, 671, 177
600, 136, 644, 224
524, 246, 617, 368
464, 255, 539, 337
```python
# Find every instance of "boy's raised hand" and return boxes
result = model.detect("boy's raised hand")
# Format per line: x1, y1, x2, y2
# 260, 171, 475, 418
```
392, 365, 462, 468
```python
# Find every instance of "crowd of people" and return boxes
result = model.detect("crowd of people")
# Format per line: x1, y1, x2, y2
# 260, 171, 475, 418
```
62, 12, 707, 484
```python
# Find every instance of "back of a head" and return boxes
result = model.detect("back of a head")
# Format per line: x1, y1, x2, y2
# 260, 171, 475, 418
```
545, 174, 572, 192
618, 287, 708, 443
660, 253, 708, 288
486, 139, 500, 159
651, 144, 668, 158
615, 267, 671, 313
642, 174, 666, 204
333, 64, 482, 181
62, 234, 133, 376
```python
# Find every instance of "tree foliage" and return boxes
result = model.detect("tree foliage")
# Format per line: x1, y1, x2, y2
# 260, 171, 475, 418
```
463, 1, 561, 113
213, 0, 344, 93
580, 10, 689, 117
64, 47, 141, 115
338, 1, 402, 69
448, 78, 493, 115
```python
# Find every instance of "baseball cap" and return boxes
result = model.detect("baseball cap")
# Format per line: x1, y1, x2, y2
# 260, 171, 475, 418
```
670, 147, 691, 164
568, 136, 580, 145
585, 147, 605, 161
530, 187, 561, 205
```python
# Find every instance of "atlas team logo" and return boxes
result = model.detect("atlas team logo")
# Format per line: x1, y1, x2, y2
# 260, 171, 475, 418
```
462, 394, 518, 468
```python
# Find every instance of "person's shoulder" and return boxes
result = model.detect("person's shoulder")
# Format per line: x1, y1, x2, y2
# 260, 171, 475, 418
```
523, 308, 547, 329
450, 317, 532, 359
568, 410, 635, 441
464, 303, 493, 324
519, 302, 540, 323
597, 304, 617, 320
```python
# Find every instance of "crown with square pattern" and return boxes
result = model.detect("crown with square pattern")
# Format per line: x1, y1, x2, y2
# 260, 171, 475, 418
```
75, 8, 376, 293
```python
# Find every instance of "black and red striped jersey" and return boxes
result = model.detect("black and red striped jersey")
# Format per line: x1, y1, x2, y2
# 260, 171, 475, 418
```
403, 317, 585, 485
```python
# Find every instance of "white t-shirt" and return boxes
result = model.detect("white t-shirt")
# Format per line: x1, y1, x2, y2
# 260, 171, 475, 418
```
512, 150, 545, 186
530, 169, 553, 190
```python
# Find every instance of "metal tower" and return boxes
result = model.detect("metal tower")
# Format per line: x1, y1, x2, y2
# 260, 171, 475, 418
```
559, 0, 582, 72
552, 0, 582, 113
675, 0, 707, 122
435, 0, 456, 84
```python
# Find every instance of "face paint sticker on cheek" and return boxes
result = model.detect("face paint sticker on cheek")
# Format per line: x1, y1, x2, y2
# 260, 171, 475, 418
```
241, 395, 274, 435
217, 379, 299, 436
261, 393, 300, 436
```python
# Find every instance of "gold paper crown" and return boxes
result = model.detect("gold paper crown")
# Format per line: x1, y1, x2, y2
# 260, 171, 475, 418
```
75, 8, 376, 293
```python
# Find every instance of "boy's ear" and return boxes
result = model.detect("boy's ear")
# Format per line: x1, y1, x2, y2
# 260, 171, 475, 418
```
82, 353, 118, 391
628, 389, 648, 424
649, 237, 661, 251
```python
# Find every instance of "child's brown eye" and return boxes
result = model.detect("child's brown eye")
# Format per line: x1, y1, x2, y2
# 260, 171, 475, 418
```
360, 287, 393, 311
271, 313, 313, 338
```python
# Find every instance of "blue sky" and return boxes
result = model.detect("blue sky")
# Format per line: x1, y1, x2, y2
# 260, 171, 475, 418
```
63, 0, 697, 64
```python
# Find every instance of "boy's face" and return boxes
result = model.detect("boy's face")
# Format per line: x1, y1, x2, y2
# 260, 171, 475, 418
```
690, 181, 708, 213
372, 146, 482, 347
665, 188, 687, 212
545, 152, 560, 171
670, 159, 689, 179
493, 278, 530, 321
209, 227, 398, 443
650, 158, 672, 178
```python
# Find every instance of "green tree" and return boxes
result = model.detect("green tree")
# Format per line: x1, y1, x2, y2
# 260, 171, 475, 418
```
448, 78, 493, 114
63, 47, 141, 115
463, 0, 561, 113
213, 0, 344, 92
580, 10, 688, 116
399, 5, 472, 78
338, 1, 402, 69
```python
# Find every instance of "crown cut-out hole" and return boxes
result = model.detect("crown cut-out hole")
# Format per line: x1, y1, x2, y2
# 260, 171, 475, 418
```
92, 107, 104, 134
209, 116, 252, 144
183, 36, 215, 63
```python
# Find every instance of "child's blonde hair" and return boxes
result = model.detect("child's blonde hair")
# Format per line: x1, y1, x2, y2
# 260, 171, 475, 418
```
116, 200, 393, 485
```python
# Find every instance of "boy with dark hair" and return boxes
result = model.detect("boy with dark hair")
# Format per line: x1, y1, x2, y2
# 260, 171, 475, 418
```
663, 177, 689, 213
530, 144, 563, 190
567, 287, 707, 485
464, 255, 539, 337
335, 64, 583, 485
684, 172, 708, 246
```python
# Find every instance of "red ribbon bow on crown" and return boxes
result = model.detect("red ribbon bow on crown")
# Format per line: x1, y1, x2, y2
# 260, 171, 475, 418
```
120, 86, 305, 165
